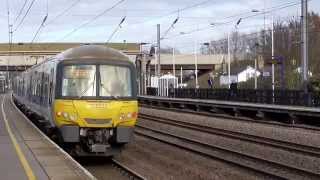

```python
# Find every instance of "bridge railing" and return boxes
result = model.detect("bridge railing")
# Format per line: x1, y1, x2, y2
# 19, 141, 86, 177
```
145, 87, 320, 107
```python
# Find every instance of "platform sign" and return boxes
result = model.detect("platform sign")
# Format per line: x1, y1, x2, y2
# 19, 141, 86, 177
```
265, 55, 284, 65
263, 71, 270, 77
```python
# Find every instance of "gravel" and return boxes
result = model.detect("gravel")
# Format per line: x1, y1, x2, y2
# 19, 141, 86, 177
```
80, 158, 130, 180
113, 135, 277, 180
138, 118, 320, 173
139, 107, 320, 149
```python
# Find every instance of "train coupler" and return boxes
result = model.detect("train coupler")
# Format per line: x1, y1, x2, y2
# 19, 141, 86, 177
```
90, 144, 111, 153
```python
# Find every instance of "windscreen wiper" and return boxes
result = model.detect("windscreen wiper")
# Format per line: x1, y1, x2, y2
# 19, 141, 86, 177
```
78, 74, 96, 99
100, 84, 119, 99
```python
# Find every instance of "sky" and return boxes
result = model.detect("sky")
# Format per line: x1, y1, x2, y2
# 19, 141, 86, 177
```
0, 0, 319, 52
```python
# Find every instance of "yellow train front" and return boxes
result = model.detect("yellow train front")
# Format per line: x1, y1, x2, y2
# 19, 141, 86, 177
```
13, 45, 138, 156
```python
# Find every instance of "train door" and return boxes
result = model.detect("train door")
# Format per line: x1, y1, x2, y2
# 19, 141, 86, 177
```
0, 75, 6, 93
47, 63, 56, 127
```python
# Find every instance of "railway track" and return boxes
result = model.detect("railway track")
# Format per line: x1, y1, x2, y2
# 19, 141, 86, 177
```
140, 104, 320, 132
136, 114, 320, 179
139, 114, 320, 158
80, 158, 147, 180
110, 159, 146, 180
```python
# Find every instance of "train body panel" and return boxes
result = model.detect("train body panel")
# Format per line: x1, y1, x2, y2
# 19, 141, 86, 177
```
54, 99, 138, 128
13, 45, 138, 156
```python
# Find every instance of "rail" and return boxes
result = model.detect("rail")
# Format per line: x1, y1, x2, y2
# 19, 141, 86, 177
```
139, 114, 320, 157
136, 114, 320, 179
111, 159, 147, 180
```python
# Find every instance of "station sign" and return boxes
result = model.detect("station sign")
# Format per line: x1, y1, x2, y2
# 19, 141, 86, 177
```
265, 55, 284, 65
263, 71, 270, 77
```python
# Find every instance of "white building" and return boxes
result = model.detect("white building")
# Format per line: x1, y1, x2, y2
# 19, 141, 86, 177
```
237, 66, 261, 83
220, 66, 261, 85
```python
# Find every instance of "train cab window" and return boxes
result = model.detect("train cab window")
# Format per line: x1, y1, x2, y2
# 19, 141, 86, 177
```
99, 65, 132, 97
62, 65, 96, 97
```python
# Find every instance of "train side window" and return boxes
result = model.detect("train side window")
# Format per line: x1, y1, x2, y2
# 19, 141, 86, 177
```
46, 76, 49, 105
22, 80, 24, 96
40, 72, 44, 104
28, 75, 32, 99
48, 68, 54, 105
43, 74, 49, 106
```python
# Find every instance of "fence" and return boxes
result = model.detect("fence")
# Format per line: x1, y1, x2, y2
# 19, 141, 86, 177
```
145, 87, 320, 107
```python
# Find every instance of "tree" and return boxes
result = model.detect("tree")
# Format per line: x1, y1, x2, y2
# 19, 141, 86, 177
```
207, 12, 320, 90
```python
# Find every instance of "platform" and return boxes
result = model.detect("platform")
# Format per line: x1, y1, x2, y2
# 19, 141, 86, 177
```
0, 94, 95, 180
138, 95, 320, 119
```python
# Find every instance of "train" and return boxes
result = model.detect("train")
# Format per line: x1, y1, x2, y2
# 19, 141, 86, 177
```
12, 45, 138, 156
0, 75, 6, 93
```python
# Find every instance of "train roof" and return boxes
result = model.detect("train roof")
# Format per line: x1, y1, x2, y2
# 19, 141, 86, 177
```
22, 45, 133, 73
55, 45, 130, 62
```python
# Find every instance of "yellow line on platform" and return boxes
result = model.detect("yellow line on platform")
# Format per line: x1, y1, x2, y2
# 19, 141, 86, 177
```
1, 95, 36, 180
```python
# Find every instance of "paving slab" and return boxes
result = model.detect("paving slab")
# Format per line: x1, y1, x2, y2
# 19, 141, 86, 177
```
0, 94, 95, 180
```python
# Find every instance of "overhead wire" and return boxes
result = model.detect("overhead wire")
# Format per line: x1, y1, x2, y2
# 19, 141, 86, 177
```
168, 22, 273, 46
45, 0, 81, 26
30, 0, 49, 43
31, 15, 48, 43
14, 0, 28, 23
57, 0, 126, 41
106, 16, 126, 44
33, 0, 81, 42
6, 0, 11, 47
129, 0, 214, 26
143, 0, 301, 45
168, 23, 319, 52
6, 0, 12, 82
13, 0, 37, 32
161, 0, 304, 41
161, 16, 179, 40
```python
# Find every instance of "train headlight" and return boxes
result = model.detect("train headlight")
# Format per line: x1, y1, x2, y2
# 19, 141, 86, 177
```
119, 113, 126, 121
119, 112, 137, 121
56, 111, 77, 122
132, 112, 137, 118
62, 112, 69, 119
56, 111, 62, 117
69, 114, 77, 121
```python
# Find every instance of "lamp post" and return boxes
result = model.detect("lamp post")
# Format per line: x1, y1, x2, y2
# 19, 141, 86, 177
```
254, 43, 260, 89
139, 42, 150, 95
194, 40, 199, 88
251, 8, 274, 90
172, 45, 176, 88
228, 18, 242, 88
271, 15, 275, 91
301, 0, 308, 91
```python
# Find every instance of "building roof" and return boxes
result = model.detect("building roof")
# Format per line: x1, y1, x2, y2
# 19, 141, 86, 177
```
150, 53, 227, 65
